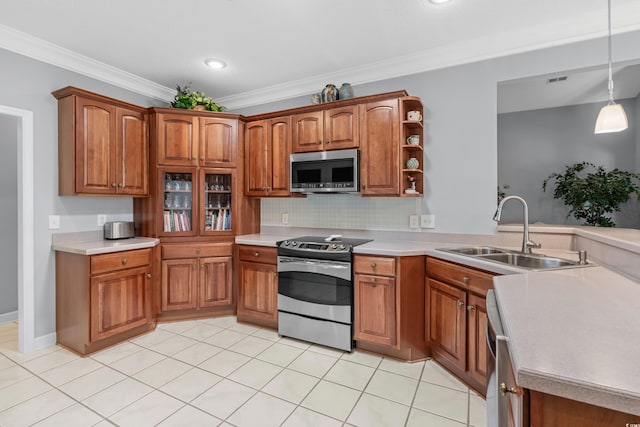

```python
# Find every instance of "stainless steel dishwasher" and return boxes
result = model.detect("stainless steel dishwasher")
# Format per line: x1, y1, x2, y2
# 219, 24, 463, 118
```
486, 289, 524, 427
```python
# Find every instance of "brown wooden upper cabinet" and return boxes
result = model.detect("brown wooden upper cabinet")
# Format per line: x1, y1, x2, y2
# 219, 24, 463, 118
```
53, 86, 149, 196
152, 111, 238, 168
245, 117, 291, 197
291, 105, 358, 153
359, 99, 400, 196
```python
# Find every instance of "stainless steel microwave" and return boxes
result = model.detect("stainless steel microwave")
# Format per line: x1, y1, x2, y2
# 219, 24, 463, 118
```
290, 149, 359, 193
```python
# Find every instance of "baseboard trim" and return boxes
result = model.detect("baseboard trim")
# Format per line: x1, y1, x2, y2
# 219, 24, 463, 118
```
34, 332, 57, 351
0, 310, 18, 325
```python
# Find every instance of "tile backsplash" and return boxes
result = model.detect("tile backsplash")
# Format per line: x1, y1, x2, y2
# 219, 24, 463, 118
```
261, 195, 423, 231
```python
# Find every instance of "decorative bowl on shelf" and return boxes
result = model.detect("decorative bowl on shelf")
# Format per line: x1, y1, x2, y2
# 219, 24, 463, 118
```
406, 157, 419, 169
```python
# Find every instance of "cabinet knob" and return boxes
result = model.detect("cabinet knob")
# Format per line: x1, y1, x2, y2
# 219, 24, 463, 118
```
462, 276, 470, 284
196, 248, 201, 254
118, 183, 124, 188
254, 252, 260, 257
201, 264, 205, 269
370, 263, 377, 269
192, 157, 197, 160
200, 156, 204, 160
146, 273, 152, 279
121, 258, 128, 265
370, 277, 376, 283
467, 305, 475, 312
111, 183, 117, 188
192, 265, 196, 270
317, 140, 322, 144
362, 184, 366, 190
325, 139, 330, 144
457, 300, 464, 308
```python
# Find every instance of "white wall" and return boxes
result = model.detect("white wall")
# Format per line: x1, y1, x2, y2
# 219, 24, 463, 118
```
0, 114, 18, 318
235, 31, 640, 234
497, 98, 638, 228
0, 47, 163, 338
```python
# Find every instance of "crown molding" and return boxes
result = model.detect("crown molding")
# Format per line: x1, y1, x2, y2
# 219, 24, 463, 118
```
0, 24, 174, 102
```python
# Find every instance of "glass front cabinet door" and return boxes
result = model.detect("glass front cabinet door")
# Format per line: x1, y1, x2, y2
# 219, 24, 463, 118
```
200, 169, 235, 235
159, 168, 197, 237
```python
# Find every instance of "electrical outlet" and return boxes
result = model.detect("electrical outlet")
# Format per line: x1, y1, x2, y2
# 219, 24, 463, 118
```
97, 214, 107, 226
48, 215, 60, 230
281, 212, 289, 225
409, 215, 419, 229
421, 214, 436, 228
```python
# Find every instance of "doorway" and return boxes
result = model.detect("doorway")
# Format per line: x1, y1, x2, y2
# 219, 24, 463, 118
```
0, 106, 35, 354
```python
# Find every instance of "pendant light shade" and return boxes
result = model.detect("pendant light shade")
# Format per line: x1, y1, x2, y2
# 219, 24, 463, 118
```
595, 102, 628, 133
595, 0, 628, 134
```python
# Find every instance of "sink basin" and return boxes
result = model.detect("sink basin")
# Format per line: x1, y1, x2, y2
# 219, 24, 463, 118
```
480, 252, 580, 269
436, 246, 591, 270
441, 246, 509, 256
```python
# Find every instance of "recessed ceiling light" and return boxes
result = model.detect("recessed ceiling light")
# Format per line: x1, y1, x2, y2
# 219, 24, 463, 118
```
429, 0, 452, 4
204, 58, 227, 70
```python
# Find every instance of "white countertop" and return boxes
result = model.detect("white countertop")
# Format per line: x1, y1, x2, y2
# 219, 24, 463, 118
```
494, 267, 640, 416
52, 232, 159, 255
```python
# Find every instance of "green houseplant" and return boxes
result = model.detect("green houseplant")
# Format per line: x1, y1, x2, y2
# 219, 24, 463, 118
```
542, 162, 640, 227
171, 85, 225, 112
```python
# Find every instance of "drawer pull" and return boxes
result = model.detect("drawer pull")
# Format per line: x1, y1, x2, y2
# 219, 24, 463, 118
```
370, 277, 376, 283
371, 263, 377, 269
146, 273, 152, 279
457, 300, 464, 308
196, 248, 201, 254
254, 252, 260, 257
462, 276, 470, 284
467, 305, 475, 312
121, 258, 128, 265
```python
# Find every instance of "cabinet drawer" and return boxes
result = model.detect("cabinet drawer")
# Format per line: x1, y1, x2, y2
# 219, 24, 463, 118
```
91, 249, 151, 275
162, 242, 233, 259
427, 257, 495, 295
354, 255, 396, 277
238, 245, 277, 264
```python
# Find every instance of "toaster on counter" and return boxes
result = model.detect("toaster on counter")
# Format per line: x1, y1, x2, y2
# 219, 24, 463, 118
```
104, 221, 135, 240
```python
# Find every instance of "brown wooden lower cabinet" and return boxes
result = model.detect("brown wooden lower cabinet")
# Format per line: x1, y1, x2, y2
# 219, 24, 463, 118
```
56, 248, 155, 355
528, 390, 640, 427
237, 245, 278, 328
426, 257, 496, 394
158, 242, 233, 320
354, 254, 427, 361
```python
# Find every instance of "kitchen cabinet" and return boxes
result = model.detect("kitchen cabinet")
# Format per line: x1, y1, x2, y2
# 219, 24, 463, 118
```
237, 245, 278, 328
426, 257, 496, 394
245, 117, 291, 197
359, 99, 400, 196
53, 86, 149, 196
159, 242, 233, 319
354, 254, 427, 361
152, 110, 237, 167
399, 96, 424, 197
55, 248, 155, 355
291, 105, 358, 153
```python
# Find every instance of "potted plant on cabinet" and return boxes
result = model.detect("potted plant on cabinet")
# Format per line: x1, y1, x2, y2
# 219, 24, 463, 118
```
171, 85, 225, 112
542, 161, 640, 227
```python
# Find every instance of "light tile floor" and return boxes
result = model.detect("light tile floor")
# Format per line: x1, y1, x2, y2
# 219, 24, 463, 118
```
0, 318, 487, 426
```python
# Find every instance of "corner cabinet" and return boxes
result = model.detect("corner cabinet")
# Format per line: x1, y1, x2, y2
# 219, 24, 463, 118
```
55, 248, 155, 355
237, 245, 278, 328
426, 257, 496, 394
52, 86, 149, 196
353, 254, 427, 361
245, 117, 291, 197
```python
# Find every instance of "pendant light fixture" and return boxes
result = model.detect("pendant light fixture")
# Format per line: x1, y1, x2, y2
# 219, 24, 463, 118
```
594, 0, 628, 134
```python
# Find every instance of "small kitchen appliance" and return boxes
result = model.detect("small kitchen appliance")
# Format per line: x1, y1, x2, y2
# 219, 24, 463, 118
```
103, 221, 135, 240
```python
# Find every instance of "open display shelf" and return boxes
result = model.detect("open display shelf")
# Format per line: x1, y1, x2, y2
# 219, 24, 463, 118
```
400, 96, 425, 197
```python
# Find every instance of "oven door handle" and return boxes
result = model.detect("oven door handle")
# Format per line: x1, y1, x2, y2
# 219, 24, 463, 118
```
278, 257, 351, 281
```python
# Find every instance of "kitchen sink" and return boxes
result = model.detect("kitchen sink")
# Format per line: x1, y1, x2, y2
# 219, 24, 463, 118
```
437, 246, 592, 270
442, 246, 509, 256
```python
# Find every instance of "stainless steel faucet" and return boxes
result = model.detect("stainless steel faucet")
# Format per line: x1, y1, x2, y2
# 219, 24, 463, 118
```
493, 195, 541, 253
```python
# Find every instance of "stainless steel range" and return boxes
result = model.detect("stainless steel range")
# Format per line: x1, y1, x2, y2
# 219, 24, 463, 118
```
277, 235, 372, 351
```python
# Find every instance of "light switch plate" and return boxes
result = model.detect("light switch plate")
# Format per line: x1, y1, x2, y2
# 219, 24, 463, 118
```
281, 213, 289, 225
97, 214, 107, 226
48, 215, 60, 230
421, 214, 435, 228
409, 215, 419, 229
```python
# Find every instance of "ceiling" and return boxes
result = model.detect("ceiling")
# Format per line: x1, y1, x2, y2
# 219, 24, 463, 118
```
2, 0, 640, 110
